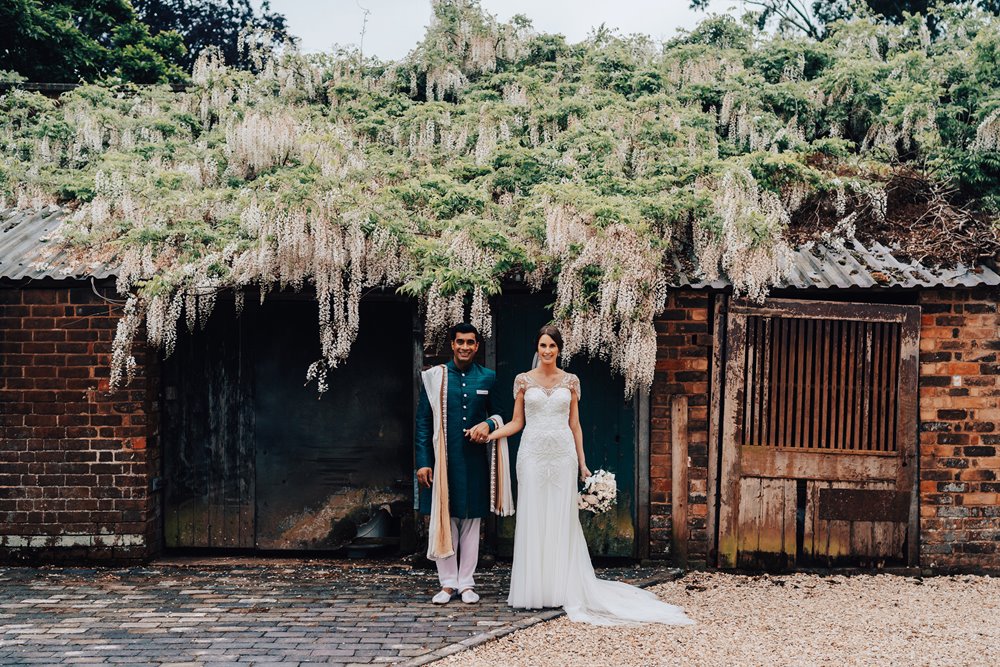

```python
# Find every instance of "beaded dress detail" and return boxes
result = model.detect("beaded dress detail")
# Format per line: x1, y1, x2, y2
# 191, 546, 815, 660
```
507, 372, 693, 626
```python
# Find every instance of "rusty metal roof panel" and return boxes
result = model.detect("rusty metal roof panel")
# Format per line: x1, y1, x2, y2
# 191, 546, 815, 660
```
667, 253, 729, 290
673, 237, 1000, 290
784, 238, 1000, 289
0, 207, 114, 281
2, 207, 998, 289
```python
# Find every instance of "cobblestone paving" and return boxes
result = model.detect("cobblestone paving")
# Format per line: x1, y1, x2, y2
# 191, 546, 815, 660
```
0, 558, 668, 666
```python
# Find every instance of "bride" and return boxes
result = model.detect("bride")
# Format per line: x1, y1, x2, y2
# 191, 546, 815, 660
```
486, 325, 693, 626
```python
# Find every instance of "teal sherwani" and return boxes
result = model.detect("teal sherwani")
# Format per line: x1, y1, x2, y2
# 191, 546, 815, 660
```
415, 361, 496, 518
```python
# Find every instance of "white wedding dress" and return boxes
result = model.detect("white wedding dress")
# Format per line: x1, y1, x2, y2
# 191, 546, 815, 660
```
507, 372, 694, 626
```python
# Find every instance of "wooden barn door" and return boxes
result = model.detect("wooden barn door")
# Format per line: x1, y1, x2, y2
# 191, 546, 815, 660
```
163, 314, 254, 549
716, 298, 920, 569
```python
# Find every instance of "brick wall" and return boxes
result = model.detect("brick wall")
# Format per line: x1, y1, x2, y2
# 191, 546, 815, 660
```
649, 287, 1000, 572
649, 291, 713, 565
918, 287, 1000, 571
0, 285, 160, 563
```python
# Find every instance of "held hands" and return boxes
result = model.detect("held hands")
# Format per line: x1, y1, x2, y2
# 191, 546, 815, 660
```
464, 422, 491, 444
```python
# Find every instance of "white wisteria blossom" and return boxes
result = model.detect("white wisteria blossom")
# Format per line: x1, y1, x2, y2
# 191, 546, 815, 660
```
2, 1, 997, 399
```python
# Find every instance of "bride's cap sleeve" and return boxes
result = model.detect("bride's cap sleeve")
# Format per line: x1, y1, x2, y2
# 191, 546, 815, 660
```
513, 373, 528, 398
569, 373, 581, 400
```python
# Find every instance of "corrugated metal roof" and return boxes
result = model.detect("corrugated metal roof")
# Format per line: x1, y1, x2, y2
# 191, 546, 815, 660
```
2, 206, 998, 289
0, 207, 114, 280
671, 237, 1000, 290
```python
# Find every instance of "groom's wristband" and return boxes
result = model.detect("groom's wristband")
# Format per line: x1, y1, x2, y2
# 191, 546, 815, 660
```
485, 419, 496, 432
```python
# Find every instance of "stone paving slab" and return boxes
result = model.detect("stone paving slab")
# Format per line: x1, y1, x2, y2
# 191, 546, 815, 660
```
0, 558, 674, 666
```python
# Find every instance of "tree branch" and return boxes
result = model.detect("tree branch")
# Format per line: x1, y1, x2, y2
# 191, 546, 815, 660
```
743, 0, 823, 39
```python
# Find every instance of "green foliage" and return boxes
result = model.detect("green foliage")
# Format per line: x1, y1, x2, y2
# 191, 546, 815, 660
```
0, 0, 188, 83
133, 0, 292, 70
108, 22, 187, 84
2, 0, 999, 392
690, 1, 1000, 40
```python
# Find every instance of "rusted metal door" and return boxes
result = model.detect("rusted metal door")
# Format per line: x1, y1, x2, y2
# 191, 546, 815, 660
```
716, 298, 919, 569
253, 299, 414, 550
163, 298, 415, 552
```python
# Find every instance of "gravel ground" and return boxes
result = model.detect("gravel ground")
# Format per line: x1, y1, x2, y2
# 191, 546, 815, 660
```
437, 571, 1000, 666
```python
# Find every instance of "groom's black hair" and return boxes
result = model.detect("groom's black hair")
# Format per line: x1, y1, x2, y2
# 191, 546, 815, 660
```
448, 322, 481, 343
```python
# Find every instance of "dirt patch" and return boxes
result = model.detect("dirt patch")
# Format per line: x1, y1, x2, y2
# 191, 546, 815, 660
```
789, 168, 1000, 268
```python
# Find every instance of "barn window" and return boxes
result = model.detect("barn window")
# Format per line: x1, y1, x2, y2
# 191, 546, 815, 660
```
740, 316, 902, 452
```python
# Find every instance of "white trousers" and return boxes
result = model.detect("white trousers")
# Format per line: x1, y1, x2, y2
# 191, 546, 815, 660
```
435, 517, 481, 591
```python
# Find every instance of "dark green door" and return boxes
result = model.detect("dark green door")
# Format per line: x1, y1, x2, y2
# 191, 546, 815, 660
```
494, 292, 636, 557
162, 298, 415, 552
253, 299, 414, 550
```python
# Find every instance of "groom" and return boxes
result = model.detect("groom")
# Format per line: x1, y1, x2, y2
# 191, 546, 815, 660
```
415, 323, 498, 605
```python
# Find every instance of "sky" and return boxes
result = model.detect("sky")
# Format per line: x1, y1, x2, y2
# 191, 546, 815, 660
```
260, 0, 738, 60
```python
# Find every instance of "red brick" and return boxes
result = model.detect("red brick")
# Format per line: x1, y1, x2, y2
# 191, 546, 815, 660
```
1, 287, 158, 564
919, 288, 1000, 571
650, 290, 714, 562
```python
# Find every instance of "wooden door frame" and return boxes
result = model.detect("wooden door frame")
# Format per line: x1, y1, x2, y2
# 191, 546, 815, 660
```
636, 389, 651, 560
713, 296, 920, 568
707, 293, 727, 567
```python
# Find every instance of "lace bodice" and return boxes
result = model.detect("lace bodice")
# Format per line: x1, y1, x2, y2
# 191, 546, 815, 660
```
513, 372, 580, 399
513, 372, 580, 433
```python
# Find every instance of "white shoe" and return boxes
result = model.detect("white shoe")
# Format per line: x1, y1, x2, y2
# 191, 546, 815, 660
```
460, 589, 479, 604
432, 589, 454, 605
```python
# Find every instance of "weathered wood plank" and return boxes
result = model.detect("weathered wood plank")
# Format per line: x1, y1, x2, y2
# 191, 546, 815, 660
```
782, 319, 794, 449
897, 307, 921, 566
802, 479, 820, 558
671, 395, 690, 567
844, 320, 858, 451
826, 482, 852, 559
706, 297, 726, 564
740, 447, 898, 481
794, 319, 804, 449
767, 317, 781, 447
785, 478, 798, 560
759, 317, 771, 448
872, 519, 895, 559
743, 317, 756, 446
752, 316, 765, 446
730, 298, 918, 323
871, 323, 883, 452
819, 319, 831, 449
860, 480, 900, 560
636, 385, 651, 561
717, 312, 748, 568
860, 323, 872, 451
833, 320, 846, 451
851, 519, 875, 558
757, 478, 785, 555
886, 323, 899, 452
806, 318, 819, 449
737, 476, 761, 557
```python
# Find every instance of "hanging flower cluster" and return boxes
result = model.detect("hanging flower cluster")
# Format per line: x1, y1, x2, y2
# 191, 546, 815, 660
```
697, 168, 793, 303
554, 221, 669, 396
2, 1, 999, 396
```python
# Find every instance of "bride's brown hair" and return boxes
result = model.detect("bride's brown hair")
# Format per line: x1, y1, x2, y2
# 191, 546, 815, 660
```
536, 324, 564, 352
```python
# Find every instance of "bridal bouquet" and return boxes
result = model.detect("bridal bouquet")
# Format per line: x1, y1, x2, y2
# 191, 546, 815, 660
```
577, 469, 617, 514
